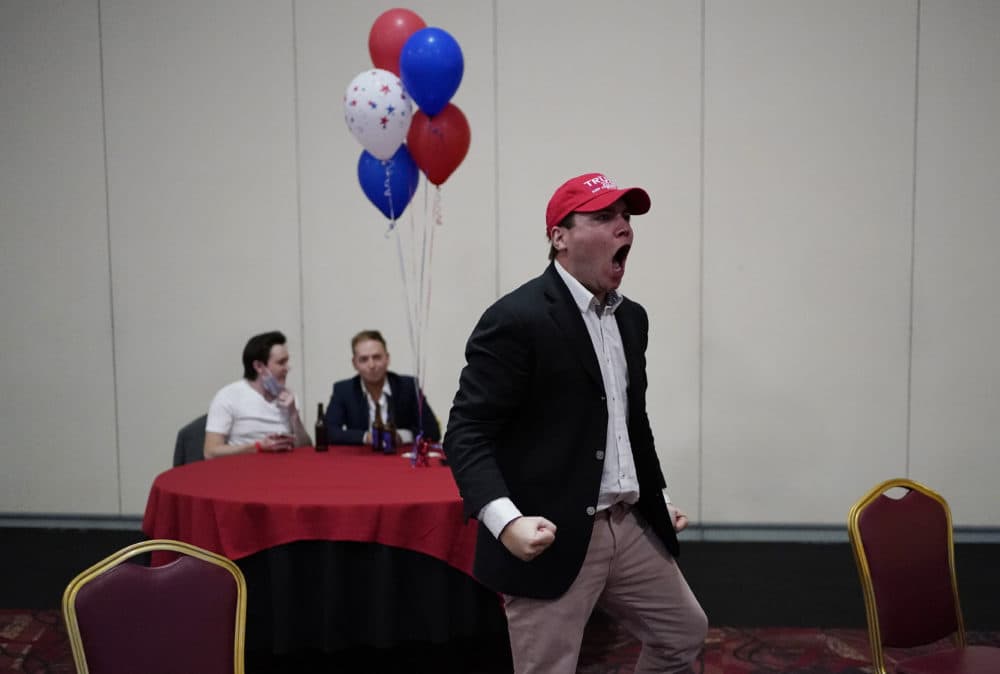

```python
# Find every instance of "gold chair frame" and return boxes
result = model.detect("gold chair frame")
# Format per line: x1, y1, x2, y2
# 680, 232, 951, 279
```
62, 538, 247, 674
847, 478, 966, 674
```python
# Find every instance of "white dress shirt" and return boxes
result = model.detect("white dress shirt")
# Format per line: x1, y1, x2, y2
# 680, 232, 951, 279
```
362, 379, 414, 443
479, 261, 659, 538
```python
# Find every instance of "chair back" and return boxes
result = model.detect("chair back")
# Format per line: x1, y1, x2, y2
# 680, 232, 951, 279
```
174, 414, 208, 466
63, 539, 246, 674
848, 478, 965, 672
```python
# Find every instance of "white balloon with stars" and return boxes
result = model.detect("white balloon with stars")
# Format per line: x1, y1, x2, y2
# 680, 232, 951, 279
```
344, 69, 412, 161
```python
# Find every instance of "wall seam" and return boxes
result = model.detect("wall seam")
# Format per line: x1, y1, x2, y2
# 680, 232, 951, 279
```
492, 0, 501, 299
291, 0, 308, 411
905, 0, 922, 477
696, 0, 707, 535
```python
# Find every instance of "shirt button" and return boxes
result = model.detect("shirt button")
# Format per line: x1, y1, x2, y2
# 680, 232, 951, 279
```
586, 506, 596, 516
595, 450, 605, 460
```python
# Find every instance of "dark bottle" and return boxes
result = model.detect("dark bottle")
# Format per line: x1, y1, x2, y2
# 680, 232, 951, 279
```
382, 413, 397, 455
371, 400, 385, 452
315, 402, 328, 452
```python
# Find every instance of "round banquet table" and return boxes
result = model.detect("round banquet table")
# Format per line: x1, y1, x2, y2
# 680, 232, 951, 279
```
142, 446, 507, 654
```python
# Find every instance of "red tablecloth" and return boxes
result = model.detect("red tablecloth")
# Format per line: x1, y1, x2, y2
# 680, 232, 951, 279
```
142, 446, 477, 576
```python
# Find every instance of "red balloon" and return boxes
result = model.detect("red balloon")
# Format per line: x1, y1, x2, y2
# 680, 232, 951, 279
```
406, 104, 471, 186
368, 8, 426, 75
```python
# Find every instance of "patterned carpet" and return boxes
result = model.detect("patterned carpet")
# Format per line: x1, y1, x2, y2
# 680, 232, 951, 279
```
0, 611, 72, 673
578, 609, 1000, 674
3, 608, 998, 673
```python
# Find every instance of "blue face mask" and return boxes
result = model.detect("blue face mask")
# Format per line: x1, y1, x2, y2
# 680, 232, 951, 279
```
259, 369, 284, 397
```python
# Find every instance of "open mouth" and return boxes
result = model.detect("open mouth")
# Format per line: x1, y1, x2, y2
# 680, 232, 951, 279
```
612, 244, 631, 272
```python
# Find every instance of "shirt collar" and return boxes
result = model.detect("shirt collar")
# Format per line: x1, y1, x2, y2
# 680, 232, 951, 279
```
361, 377, 392, 402
553, 260, 624, 314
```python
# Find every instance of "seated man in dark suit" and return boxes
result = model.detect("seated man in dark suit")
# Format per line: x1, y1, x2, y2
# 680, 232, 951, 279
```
325, 330, 441, 445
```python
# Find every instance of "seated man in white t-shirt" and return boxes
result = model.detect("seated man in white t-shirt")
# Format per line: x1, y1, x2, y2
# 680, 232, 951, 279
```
203, 330, 311, 459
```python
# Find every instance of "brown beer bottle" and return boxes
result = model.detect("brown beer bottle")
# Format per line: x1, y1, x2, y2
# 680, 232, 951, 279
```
371, 400, 385, 451
315, 402, 328, 452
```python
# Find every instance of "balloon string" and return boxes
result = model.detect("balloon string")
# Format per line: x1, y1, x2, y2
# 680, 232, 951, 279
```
414, 181, 434, 435
412, 188, 423, 391
413, 182, 428, 434
416, 184, 427, 386
383, 158, 397, 234
390, 179, 439, 441
433, 185, 443, 225
420, 193, 438, 388
394, 208, 420, 395
413, 197, 427, 452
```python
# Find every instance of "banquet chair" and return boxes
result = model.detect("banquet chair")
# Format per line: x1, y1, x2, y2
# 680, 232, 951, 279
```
173, 413, 208, 466
847, 478, 1000, 674
62, 538, 247, 674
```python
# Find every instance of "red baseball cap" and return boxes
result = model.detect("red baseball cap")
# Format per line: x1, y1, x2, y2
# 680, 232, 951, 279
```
545, 172, 651, 236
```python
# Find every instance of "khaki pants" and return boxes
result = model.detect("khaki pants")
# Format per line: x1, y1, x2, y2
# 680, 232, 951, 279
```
503, 503, 707, 673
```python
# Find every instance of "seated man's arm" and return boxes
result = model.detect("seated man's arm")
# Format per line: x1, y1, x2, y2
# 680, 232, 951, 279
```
204, 432, 294, 458
393, 378, 440, 443
277, 390, 312, 448
204, 392, 244, 459
290, 414, 312, 448
204, 431, 255, 459
326, 385, 368, 445
419, 392, 442, 442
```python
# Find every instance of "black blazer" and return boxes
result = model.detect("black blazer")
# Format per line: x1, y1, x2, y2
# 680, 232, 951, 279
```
325, 371, 441, 445
444, 263, 678, 599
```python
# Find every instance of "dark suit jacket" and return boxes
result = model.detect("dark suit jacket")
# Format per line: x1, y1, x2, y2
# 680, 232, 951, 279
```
444, 263, 678, 599
325, 371, 441, 445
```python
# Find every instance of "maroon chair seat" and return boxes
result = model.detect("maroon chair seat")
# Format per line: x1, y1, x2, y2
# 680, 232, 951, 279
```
63, 539, 247, 674
848, 478, 1000, 674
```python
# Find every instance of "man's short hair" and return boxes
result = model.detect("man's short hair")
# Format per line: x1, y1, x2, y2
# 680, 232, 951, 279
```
351, 329, 387, 354
242, 331, 286, 380
548, 213, 576, 260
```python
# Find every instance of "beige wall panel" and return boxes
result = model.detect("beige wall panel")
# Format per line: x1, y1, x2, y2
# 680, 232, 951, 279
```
296, 1, 497, 434
0, 0, 118, 513
495, 1, 705, 513
701, 1, 916, 523
101, 1, 302, 513
909, 1, 1000, 526
3, 0, 998, 530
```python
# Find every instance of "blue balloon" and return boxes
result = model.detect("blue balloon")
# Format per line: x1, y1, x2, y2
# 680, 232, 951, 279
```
399, 27, 464, 117
357, 144, 419, 220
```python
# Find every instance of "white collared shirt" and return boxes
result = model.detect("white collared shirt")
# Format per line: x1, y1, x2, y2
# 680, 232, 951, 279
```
363, 378, 392, 428
362, 379, 414, 443
478, 262, 645, 539
553, 260, 640, 510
